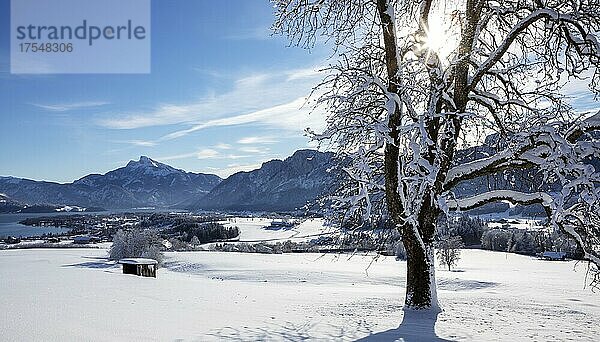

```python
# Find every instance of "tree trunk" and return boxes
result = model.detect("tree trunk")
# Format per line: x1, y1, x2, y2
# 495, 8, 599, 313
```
376, 0, 440, 312
404, 237, 439, 311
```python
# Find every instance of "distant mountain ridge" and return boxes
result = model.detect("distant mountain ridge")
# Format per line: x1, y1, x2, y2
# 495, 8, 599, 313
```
3, 142, 568, 214
0, 193, 24, 213
0, 157, 221, 209
450, 134, 600, 216
190, 149, 343, 212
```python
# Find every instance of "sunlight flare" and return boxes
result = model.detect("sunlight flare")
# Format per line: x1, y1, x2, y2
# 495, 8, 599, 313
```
422, 10, 459, 62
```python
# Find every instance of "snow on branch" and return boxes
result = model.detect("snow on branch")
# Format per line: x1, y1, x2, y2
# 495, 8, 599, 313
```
566, 111, 600, 143
445, 190, 553, 212
444, 110, 600, 190
444, 148, 525, 190
470, 7, 600, 90
470, 9, 560, 88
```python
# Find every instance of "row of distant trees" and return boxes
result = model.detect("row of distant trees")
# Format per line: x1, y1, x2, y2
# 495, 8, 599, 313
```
107, 213, 579, 272
433, 215, 582, 270
436, 215, 582, 270
480, 228, 580, 256
439, 215, 580, 256
168, 221, 240, 244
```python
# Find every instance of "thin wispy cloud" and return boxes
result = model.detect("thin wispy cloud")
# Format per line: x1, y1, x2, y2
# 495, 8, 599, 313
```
96, 66, 325, 135
113, 139, 157, 147
196, 148, 220, 159
285, 66, 322, 81
238, 146, 271, 154
155, 152, 198, 162
160, 97, 323, 141
214, 143, 233, 150
156, 148, 255, 163
98, 103, 201, 129
237, 136, 278, 144
33, 101, 110, 112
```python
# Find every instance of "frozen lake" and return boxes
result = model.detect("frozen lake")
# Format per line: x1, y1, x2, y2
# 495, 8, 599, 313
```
0, 208, 186, 239
0, 213, 72, 238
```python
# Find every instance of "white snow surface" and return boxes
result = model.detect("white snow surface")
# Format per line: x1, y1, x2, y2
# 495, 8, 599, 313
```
224, 217, 335, 242
486, 218, 546, 230
1, 246, 598, 341
118, 258, 158, 265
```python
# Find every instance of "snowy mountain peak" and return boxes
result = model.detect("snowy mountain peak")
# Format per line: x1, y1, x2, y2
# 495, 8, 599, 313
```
127, 156, 162, 169
17, 157, 224, 209
138, 156, 158, 167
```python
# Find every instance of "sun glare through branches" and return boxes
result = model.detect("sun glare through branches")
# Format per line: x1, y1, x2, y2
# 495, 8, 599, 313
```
421, 6, 461, 63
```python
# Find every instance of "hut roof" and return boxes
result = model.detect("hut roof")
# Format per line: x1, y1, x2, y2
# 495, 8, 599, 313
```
118, 258, 158, 265
542, 251, 566, 260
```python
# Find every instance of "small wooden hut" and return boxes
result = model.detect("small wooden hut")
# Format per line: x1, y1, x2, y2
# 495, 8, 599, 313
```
73, 236, 99, 244
542, 251, 567, 261
118, 258, 158, 277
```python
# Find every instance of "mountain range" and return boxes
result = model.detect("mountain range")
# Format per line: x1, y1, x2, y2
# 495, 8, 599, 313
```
0, 150, 341, 213
190, 149, 341, 211
0, 156, 221, 210
5, 142, 591, 215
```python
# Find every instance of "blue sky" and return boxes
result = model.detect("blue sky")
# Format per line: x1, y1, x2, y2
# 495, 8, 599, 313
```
0, 0, 328, 182
1, 1, 598, 184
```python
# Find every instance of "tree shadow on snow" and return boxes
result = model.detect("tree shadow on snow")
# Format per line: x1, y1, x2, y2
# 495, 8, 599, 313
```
162, 261, 206, 274
206, 321, 372, 341
80, 255, 110, 261
206, 312, 453, 341
437, 278, 497, 291
62, 259, 117, 269
355, 310, 453, 342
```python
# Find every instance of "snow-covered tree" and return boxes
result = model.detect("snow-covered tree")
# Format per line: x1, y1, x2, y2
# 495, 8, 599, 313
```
274, 0, 600, 309
436, 235, 464, 271
507, 232, 517, 252
109, 229, 164, 265
514, 231, 537, 254
437, 214, 486, 246
481, 229, 511, 251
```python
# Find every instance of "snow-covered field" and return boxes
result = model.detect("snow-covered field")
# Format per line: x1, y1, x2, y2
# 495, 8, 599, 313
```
223, 217, 336, 242
1, 243, 598, 341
